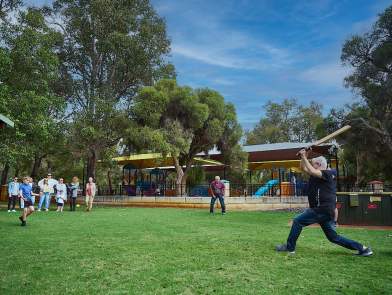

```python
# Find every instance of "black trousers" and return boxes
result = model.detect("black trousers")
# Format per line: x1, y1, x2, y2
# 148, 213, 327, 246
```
70, 197, 77, 211
8, 195, 17, 210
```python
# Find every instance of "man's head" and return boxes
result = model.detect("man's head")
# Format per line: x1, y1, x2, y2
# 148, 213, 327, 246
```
311, 156, 328, 170
23, 177, 29, 184
59, 178, 64, 184
13, 177, 18, 182
214, 176, 220, 181
47, 173, 52, 179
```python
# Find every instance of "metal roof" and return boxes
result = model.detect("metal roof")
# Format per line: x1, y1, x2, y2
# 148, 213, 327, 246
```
198, 142, 334, 156
243, 142, 317, 152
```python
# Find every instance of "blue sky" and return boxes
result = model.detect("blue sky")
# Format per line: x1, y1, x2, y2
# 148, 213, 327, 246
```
27, 0, 392, 130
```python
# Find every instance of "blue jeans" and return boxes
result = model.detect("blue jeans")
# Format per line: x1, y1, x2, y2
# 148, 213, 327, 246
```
210, 195, 226, 213
38, 192, 50, 209
286, 208, 363, 252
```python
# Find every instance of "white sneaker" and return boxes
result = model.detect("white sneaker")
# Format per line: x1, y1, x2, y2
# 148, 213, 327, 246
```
45, 209, 49, 211
37, 209, 41, 212
8, 210, 11, 212
11, 210, 16, 212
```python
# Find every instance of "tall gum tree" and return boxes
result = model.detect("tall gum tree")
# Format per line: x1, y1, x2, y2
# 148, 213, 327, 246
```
0, 8, 65, 182
49, 0, 173, 179
341, 6, 392, 154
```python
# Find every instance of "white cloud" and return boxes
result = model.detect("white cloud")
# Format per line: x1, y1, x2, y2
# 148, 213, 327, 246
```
298, 63, 350, 87
172, 44, 244, 69
172, 35, 292, 71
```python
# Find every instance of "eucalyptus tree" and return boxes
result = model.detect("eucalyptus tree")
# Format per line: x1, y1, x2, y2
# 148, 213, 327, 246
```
50, 0, 173, 178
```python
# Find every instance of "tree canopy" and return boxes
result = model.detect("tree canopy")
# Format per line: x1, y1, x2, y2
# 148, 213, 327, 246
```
130, 79, 242, 192
0, 8, 64, 183
48, 0, 173, 179
341, 6, 392, 183
246, 99, 323, 145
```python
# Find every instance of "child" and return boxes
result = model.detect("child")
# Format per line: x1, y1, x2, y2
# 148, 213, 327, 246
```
69, 176, 79, 211
55, 178, 67, 212
18, 176, 39, 226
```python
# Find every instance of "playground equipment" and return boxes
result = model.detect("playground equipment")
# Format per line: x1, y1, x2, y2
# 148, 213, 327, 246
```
254, 179, 279, 197
122, 165, 167, 196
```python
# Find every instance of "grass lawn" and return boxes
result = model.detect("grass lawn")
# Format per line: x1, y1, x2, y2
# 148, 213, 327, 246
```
0, 207, 391, 295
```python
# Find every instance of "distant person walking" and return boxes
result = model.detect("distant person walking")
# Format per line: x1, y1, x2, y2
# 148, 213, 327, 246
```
69, 177, 79, 211
85, 177, 96, 212
8, 177, 19, 212
55, 178, 67, 212
209, 176, 226, 215
38, 173, 58, 211
18, 176, 39, 226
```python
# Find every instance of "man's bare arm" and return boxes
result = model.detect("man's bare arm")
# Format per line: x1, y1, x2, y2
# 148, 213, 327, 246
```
299, 149, 322, 178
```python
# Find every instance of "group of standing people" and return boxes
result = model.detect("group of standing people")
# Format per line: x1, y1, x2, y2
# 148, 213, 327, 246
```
7, 173, 97, 226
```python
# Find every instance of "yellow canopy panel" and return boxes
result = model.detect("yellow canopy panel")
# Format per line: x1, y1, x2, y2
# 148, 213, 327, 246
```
113, 153, 224, 169
249, 159, 336, 171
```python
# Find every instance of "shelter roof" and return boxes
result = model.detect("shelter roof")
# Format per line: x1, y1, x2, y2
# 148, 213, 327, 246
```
114, 142, 336, 170
0, 114, 14, 128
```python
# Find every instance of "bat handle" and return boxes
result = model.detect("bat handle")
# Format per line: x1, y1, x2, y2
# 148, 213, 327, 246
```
296, 146, 312, 157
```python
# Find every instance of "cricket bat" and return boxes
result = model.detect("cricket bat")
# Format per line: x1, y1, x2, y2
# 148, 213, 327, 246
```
297, 125, 351, 155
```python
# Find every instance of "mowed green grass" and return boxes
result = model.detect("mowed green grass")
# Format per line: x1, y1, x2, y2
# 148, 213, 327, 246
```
0, 207, 391, 295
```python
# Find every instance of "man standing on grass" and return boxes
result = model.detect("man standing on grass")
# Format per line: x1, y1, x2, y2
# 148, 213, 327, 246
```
276, 149, 372, 256
19, 177, 39, 226
210, 176, 226, 215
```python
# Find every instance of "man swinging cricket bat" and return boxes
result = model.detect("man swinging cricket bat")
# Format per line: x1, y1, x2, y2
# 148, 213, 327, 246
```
276, 126, 373, 256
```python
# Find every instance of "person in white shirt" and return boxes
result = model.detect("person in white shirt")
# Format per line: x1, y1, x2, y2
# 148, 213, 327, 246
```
38, 173, 58, 211
55, 178, 67, 212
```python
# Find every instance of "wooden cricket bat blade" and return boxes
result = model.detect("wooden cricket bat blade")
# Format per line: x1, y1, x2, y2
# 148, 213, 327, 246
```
311, 125, 351, 147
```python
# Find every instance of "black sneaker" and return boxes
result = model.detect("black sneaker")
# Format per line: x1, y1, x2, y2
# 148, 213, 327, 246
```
275, 244, 295, 254
18, 216, 23, 224
21, 221, 26, 226
356, 247, 373, 257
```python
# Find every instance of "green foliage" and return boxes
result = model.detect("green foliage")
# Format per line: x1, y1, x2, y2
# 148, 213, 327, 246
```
50, 0, 173, 178
341, 5, 392, 182
0, 0, 21, 20
187, 165, 206, 187
246, 99, 323, 144
130, 79, 242, 185
0, 8, 65, 174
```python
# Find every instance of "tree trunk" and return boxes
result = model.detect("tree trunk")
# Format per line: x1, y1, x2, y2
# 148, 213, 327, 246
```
1, 163, 10, 185
31, 154, 45, 179
180, 174, 188, 196
356, 151, 366, 187
87, 149, 97, 180
107, 169, 112, 194
173, 156, 184, 196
